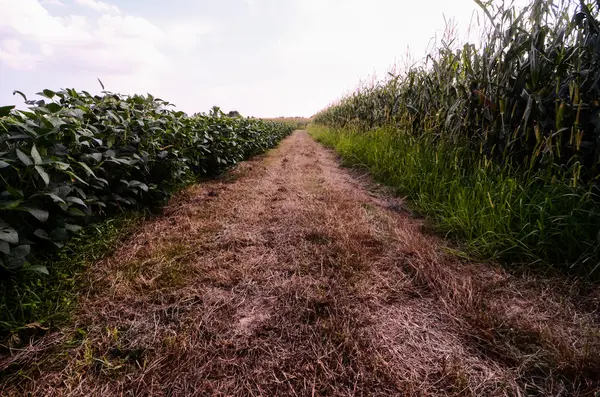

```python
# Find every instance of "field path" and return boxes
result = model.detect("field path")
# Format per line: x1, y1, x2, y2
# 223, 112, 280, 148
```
2, 131, 599, 396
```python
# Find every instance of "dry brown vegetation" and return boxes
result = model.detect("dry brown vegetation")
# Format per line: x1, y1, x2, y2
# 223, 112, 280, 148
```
1, 131, 599, 396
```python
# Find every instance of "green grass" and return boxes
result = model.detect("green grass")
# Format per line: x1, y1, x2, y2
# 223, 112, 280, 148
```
0, 212, 146, 341
310, 124, 600, 277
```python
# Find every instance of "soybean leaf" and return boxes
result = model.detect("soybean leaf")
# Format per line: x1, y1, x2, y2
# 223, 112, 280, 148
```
87, 153, 103, 163
77, 161, 97, 178
67, 208, 86, 217
34, 229, 50, 240
78, 129, 94, 138
44, 193, 66, 204
65, 171, 89, 185
65, 224, 83, 233
66, 196, 86, 207
50, 228, 69, 241
6, 245, 30, 270
16, 149, 33, 166
53, 185, 72, 198
46, 103, 62, 113
0, 241, 9, 255
0, 105, 15, 117
73, 187, 87, 200
0, 220, 19, 244
54, 161, 70, 171
42, 89, 55, 99
46, 116, 66, 128
20, 206, 50, 222
12, 122, 37, 136
31, 145, 43, 165
35, 165, 50, 185
66, 108, 85, 119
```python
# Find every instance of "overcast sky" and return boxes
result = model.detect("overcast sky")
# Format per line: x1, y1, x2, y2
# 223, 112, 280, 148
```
1, 0, 506, 117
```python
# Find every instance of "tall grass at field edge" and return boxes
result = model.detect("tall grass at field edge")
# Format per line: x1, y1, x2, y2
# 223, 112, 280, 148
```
309, 124, 600, 277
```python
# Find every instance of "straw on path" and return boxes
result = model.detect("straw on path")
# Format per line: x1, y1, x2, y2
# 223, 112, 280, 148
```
1, 131, 598, 396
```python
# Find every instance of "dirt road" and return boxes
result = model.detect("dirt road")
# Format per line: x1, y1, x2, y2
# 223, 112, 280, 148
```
2, 131, 599, 396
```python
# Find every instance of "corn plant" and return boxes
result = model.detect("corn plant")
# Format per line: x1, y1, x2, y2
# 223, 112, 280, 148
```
314, 0, 600, 183
312, 0, 600, 274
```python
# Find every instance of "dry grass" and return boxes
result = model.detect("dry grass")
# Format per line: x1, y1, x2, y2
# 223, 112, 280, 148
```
0, 131, 598, 396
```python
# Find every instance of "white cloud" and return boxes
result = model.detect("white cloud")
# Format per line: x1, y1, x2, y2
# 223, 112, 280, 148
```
0, 38, 43, 70
242, 0, 258, 17
96, 14, 164, 42
0, 0, 216, 81
41, 0, 65, 6
166, 21, 219, 51
75, 0, 120, 14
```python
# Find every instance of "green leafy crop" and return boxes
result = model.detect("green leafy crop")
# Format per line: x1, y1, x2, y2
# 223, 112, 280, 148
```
0, 88, 293, 279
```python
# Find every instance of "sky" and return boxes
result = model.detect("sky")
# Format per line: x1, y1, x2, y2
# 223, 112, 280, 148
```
0, 0, 508, 117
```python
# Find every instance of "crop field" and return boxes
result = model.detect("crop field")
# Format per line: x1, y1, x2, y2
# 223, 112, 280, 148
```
1, 0, 599, 396
0, 89, 293, 333
265, 117, 312, 130
312, 0, 600, 276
